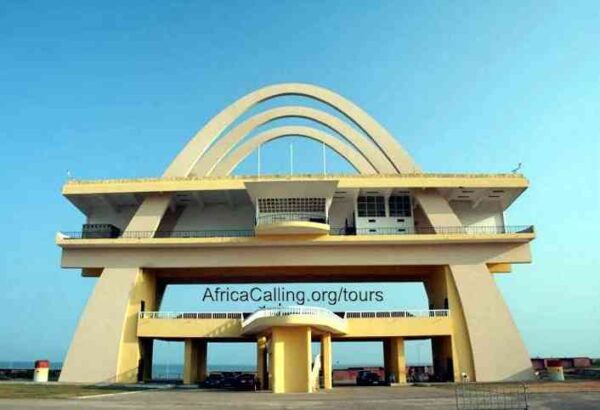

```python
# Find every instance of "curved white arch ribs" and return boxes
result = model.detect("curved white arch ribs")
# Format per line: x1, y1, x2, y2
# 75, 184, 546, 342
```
210, 125, 377, 176
191, 106, 397, 176
164, 83, 421, 177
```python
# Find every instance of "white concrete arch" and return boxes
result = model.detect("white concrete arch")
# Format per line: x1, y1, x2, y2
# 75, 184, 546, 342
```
191, 106, 397, 176
210, 125, 377, 176
164, 83, 420, 177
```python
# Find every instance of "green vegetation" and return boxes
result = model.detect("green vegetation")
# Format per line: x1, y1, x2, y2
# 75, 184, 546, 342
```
0, 383, 141, 399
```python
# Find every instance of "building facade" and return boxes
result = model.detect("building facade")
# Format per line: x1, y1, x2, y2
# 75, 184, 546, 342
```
58, 83, 535, 392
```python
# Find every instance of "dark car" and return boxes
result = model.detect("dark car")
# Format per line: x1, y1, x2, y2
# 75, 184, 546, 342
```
201, 373, 224, 388
220, 372, 239, 389
356, 370, 382, 386
234, 374, 257, 390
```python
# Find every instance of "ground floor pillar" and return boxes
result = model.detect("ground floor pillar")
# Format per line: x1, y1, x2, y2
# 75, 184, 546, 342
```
271, 326, 312, 393
59, 268, 163, 383
447, 264, 534, 381
138, 338, 154, 382
383, 337, 406, 384
432, 336, 454, 382
183, 339, 208, 384
321, 333, 332, 389
256, 336, 268, 390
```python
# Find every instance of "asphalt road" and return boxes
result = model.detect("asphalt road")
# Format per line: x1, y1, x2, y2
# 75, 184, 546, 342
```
1, 386, 599, 409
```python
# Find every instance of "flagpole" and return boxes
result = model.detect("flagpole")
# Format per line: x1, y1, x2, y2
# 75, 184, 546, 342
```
290, 142, 294, 175
257, 144, 261, 176
322, 143, 327, 175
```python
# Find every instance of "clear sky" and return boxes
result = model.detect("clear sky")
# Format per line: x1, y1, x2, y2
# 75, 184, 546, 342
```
0, 0, 599, 368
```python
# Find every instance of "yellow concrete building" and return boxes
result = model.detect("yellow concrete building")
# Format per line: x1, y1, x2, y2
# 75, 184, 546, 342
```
57, 83, 535, 392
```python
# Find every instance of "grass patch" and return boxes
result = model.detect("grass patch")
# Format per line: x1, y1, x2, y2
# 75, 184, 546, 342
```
0, 383, 141, 399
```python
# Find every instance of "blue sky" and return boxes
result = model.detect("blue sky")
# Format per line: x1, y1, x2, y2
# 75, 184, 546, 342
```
0, 0, 598, 368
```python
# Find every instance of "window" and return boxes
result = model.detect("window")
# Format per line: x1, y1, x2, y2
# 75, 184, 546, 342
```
389, 195, 411, 217
357, 196, 385, 217
258, 198, 325, 213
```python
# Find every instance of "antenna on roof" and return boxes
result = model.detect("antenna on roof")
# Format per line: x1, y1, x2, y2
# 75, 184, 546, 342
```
511, 162, 522, 173
66, 169, 73, 180
289, 142, 294, 175
322, 142, 327, 175
257, 144, 262, 177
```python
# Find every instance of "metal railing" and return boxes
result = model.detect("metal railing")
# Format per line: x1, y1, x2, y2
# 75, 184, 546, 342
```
344, 309, 449, 319
138, 309, 449, 322
242, 306, 347, 329
139, 311, 243, 320
256, 212, 327, 225
61, 229, 255, 240
330, 225, 534, 236
455, 383, 529, 410
60, 225, 533, 240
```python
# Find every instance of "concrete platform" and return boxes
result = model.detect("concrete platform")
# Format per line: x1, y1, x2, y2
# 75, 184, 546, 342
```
1, 384, 600, 409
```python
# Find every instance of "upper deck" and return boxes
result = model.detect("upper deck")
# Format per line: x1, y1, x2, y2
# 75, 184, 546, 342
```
63, 172, 527, 197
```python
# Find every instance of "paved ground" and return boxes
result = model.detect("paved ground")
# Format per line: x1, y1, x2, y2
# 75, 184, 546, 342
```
1, 385, 600, 409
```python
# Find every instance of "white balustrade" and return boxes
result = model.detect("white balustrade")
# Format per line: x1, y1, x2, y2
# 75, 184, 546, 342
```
138, 308, 450, 322
241, 306, 346, 328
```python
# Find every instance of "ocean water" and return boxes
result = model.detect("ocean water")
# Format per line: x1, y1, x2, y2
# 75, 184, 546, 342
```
0, 361, 256, 379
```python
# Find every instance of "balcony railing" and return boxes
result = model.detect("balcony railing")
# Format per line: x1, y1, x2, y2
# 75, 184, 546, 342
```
330, 225, 534, 236
139, 311, 243, 320
344, 309, 450, 318
138, 309, 450, 322
61, 229, 256, 239
59, 225, 533, 240
242, 306, 347, 329
256, 212, 327, 225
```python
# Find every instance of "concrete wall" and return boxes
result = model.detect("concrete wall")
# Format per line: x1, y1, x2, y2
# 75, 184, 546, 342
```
328, 199, 355, 230
449, 201, 505, 229
87, 206, 138, 231
173, 203, 255, 231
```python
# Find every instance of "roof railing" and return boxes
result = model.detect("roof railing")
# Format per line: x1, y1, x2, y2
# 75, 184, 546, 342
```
59, 225, 533, 240
65, 172, 527, 185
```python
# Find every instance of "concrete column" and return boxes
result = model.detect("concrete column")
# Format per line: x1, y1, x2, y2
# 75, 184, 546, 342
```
139, 338, 154, 382
183, 339, 207, 384
183, 339, 198, 384
389, 337, 406, 384
271, 326, 312, 393
196, 340, 208, 383
256, 336, 268, 390
383, 339, 391, 382
432, 336, 454, 382
383, 337, 406, 384
321, 333, 332, 389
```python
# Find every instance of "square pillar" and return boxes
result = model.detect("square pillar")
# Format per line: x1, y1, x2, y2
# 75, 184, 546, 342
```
183, 339, 207, 384
271, 326, 312, 393
321, 333, 332, 389
383, 339, 391, 382
390, 337, 406, 384
197, 340, 208, 383
384, 337, 406, 384
138, 338, 154, 382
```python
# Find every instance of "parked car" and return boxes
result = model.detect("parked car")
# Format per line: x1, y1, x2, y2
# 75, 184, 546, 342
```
356, 370, 382, 386
220, 372, 239, 389
201, 373, 224, 388
234, 374, 257, 390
